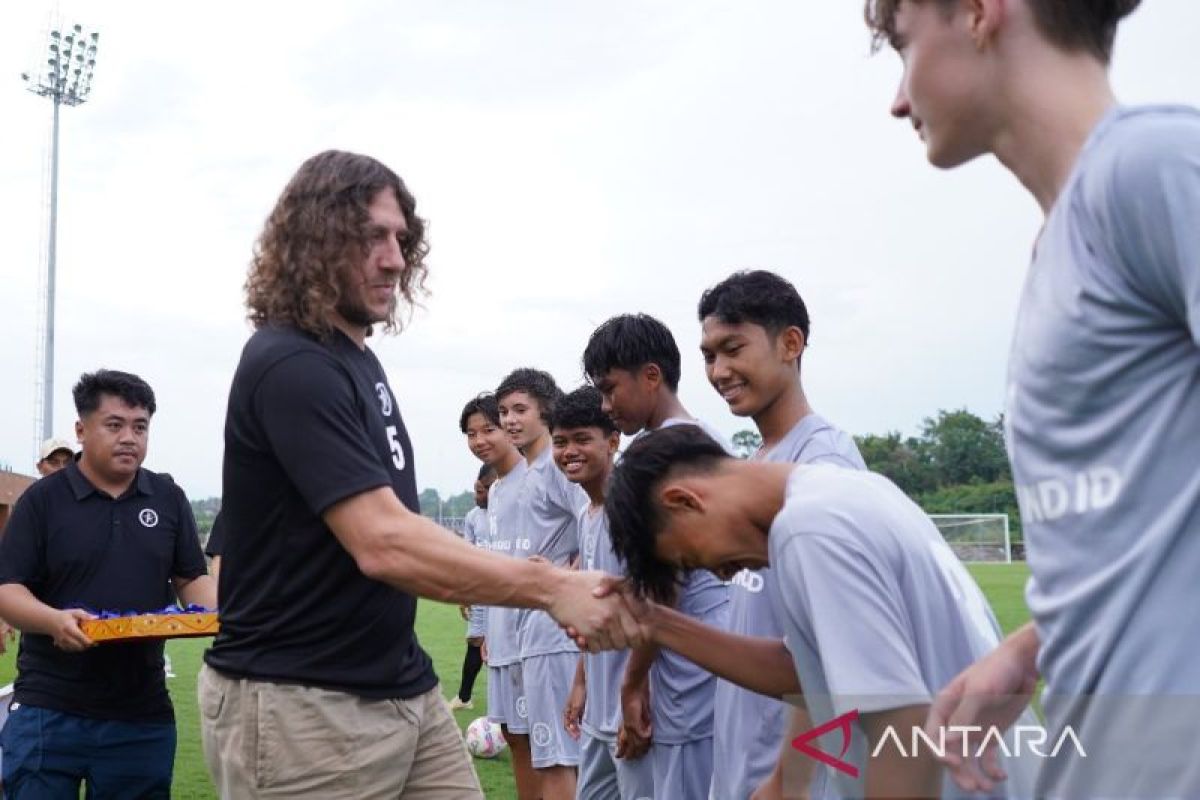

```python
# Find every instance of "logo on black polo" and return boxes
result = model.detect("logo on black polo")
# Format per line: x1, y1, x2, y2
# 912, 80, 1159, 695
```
375, 382, 393, 417
138, 509, 159, 528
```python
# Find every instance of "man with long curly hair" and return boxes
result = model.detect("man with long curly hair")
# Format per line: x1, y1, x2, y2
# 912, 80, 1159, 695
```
199, 150, 644, 798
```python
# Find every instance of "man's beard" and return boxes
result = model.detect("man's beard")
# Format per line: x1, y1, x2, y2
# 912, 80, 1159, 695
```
336, 294, 378, 327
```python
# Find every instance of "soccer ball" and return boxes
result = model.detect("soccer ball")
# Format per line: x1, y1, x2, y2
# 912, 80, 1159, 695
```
464, 716, 507, 759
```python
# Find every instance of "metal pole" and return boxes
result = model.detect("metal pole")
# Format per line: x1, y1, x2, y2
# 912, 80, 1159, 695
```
43, 95, 60, 442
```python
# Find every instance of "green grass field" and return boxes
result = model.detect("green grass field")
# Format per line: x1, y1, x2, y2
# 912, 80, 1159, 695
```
0, 562, 1030, 799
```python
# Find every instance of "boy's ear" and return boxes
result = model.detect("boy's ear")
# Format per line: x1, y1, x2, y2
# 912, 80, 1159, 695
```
641, 363, 663, 390
659, 483, 704, 515
607, 431, 621, 454
777, 325, 806, 363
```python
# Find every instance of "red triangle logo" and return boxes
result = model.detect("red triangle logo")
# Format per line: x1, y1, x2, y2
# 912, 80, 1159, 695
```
791, 708, 860, 778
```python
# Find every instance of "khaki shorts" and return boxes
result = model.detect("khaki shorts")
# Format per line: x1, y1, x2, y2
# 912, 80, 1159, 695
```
198, 664, 482, 799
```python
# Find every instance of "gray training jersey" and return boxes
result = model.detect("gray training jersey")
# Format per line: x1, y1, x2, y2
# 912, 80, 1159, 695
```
461, 506, 491, 638
579, 503, 629, 741
516, 446, 586, 659
484, 460, 529, 667
711, 414, 865, 800
1007, 106, 1200, 795
648, 418, 731, 746
769, 465, 1033, 799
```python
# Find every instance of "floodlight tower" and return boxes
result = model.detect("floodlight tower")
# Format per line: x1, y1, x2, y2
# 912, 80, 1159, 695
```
22, 23, 100, 442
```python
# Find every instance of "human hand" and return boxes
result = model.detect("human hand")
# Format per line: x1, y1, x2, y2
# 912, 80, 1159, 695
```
925, 629, 1039, 793
480, 638, 489, 663
564, 676, 587, 740
459, 605, 471, 621
616, 678, 653, 759
50, 609, 95, 652
564, 580, 656, 651
548, 570, 644, 652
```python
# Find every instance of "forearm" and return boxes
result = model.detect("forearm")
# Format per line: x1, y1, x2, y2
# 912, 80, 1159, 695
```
649, 603, 800, 697
174, 574, 218, 609
623, 641, 659, 688
325, 489, 562, 609
861, 705, 940, 798
0, 583, 65, 636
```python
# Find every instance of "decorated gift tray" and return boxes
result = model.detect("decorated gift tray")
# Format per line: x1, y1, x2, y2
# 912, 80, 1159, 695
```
79, 604, 219, 642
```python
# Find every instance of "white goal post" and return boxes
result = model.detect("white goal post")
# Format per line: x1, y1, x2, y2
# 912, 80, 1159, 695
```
929, 513, 1012, 564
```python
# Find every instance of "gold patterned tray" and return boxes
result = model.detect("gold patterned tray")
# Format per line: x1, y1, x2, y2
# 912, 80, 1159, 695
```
81, 612, 219, 642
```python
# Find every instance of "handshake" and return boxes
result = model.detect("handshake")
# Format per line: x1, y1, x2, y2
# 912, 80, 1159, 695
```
544, 570, 657, 652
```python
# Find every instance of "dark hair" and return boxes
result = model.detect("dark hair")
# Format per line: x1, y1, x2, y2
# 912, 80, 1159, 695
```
551, 386, 617, 437
863, 0, 1141, 64
582, 314, 682, 392
697, 270, 810, 342
460, 392, 501, 432
605, 424, 730, 601
73, 369, 157, 417
496, 368, 563, 425
477, 463, 497, 481
246, 150, 430, 338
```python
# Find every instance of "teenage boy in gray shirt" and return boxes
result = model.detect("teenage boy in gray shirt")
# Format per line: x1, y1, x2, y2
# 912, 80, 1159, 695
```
557, 387, 656, 800
460, 393, 536, 797
698, 269, 865, 799
865, 1, 1200, 794
584, 313, 730, 800
498, 369, 586, 800
598, 425, 1034, 798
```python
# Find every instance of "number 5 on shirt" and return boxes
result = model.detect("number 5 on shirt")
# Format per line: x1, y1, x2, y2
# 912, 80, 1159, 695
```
386, 425, 406, 471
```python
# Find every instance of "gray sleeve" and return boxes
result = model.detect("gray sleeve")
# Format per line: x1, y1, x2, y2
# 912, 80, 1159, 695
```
1104, 115, 1200, 345
777, 532, 929, 713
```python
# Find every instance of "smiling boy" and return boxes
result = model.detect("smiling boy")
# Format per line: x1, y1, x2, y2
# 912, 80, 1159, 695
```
697, 269, 866, 799
603, 424, 1034, 798
554, 387, 656, 800
865, 1, 1200, 794
497, 368, 587, 800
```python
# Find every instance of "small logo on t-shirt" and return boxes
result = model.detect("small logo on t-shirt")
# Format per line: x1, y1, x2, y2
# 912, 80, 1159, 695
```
138, 509, 159, 528
375, 382, 393, 417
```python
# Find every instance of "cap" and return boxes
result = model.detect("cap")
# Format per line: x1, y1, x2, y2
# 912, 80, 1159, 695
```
38, 437, 75, 463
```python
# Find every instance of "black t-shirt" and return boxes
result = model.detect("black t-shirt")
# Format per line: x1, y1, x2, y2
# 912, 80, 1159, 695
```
204, 325, 436, 699
0, 463, 207, 722
204, 511, 224, 558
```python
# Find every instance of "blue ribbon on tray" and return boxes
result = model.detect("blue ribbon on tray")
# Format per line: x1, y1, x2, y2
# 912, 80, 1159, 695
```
69, 603, 214, 619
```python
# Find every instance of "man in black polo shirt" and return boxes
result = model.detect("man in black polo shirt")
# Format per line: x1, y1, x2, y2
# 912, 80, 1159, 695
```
0, 369, 215, 798
200, 150, 642, 799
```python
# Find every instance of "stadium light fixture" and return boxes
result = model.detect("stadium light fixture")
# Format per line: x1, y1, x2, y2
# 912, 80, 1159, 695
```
22, 23, 100, 443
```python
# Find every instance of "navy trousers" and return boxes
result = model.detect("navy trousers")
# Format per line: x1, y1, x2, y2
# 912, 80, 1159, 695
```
0, 704, 175, 799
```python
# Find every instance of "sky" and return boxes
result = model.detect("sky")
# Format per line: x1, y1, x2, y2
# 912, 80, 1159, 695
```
1, 1, 1197, 500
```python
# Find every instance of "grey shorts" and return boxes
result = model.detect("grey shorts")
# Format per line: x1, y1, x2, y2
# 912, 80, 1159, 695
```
521, 652, 581, 769
577, 731, 655, 800
654, 737, 713, 800
486, 664, 528, 734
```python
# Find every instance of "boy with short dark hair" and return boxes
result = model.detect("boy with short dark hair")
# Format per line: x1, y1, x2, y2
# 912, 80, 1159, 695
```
459, 392, 536, 797
497, 369, 586, 800
554, 387, 656, 800
583, 314, 729, 800
697, 269, 865, 799
603, 424, 1034, 798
